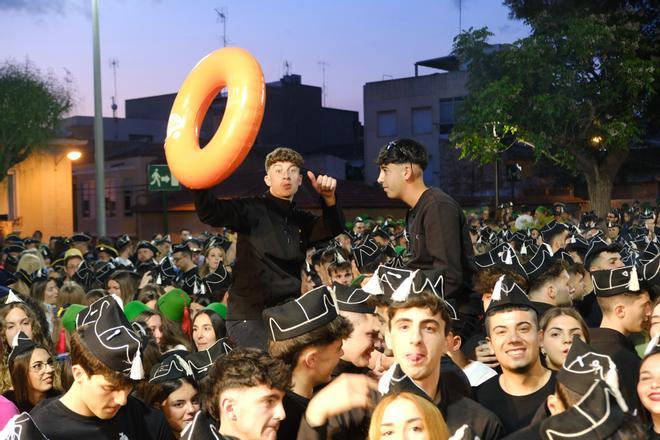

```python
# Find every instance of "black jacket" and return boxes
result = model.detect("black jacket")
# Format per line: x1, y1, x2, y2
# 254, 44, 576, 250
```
405, 188, 475, 300
193, 189, 344, 320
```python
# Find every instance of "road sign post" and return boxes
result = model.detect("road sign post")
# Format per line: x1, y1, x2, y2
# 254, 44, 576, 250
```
148, 164, 180, 233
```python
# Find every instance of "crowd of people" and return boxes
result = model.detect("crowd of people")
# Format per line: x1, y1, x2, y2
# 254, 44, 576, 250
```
0, 141, 658, 439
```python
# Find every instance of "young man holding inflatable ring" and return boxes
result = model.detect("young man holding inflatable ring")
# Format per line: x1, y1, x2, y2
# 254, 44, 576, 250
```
192, 147, 345, 350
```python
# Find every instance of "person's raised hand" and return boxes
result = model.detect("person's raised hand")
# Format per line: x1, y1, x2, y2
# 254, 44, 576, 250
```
304, 374, 377, 427
307, 171, 337, 205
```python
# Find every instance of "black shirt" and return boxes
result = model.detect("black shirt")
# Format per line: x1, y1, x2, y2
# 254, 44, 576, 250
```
193, 189, 345, 320
2, 389, 59, 413
405, 187, 474, 300
29, 395, 172, 440
589, 327, 642, 414
476, 373, 556, 435
278, 392, 310, 440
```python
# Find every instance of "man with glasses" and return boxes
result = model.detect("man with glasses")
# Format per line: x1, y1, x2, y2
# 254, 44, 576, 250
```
376, 138, 474, 301
192, 147, 345, 350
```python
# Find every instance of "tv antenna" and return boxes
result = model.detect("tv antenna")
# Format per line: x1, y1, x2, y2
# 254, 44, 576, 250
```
215, 7, 228, 47
318, 60, 329, 107
109, 58, 119, 118
283, 60, 292, 76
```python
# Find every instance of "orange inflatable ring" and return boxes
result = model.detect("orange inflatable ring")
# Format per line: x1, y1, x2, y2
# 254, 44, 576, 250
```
165, 47, 265, 189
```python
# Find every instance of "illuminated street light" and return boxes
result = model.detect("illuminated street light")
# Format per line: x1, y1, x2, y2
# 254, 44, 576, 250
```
66, 150, 82, 161
591, 135, 604, 145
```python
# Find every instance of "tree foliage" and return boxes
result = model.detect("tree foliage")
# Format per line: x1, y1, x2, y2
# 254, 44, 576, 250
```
0, 60, 73, 181
449, 4, 658, 215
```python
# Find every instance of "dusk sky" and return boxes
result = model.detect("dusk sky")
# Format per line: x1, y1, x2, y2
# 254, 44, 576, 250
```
2, 0, 530, 121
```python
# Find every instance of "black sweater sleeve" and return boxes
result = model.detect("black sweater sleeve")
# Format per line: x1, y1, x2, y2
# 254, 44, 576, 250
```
192, 188, 250, 233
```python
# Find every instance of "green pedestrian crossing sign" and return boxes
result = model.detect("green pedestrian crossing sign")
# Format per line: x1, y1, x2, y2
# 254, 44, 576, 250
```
148, 164, 180, 191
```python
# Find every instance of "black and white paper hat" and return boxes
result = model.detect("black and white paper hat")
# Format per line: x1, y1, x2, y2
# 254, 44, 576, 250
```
388, 363, 432, 401
333, 283, 375, 314
8, 331, 36, 363
135, 240, 158, 255
591, 265, 641, 297
74, 259, 97, 290
180, 410, 220, 440
539, 380, 626, 440
556, 336, 628, 412
149, 354, 194, 384
262, 286, 339, 342
202, 265, 232, 298
75, 296, 145, 379
0, 412, 48, 440
641, 252, 659, 286
185, 337, 233, 381
362, 265, 456, 319
475, 243, 527, 279
353, 238, 384, 271
522, 246, 554, 282
584, 236, 618, 267
540, 220, 569, 243
486, 275, 535, 314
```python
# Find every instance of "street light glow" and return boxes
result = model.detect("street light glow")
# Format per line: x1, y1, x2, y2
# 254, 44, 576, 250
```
66, 150, 82, 161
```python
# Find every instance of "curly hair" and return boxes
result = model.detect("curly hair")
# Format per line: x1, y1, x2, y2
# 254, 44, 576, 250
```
264, 147, 304, 171
203, 348, 291, 423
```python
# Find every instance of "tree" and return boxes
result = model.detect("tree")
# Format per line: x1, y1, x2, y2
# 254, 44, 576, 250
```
449, 6, 658, 217
0, 61, 73, 182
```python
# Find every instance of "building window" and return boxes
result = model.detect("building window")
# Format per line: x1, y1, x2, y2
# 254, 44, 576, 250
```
438, 97, 466, 135
411, 107, 432, 135
81, 180, 94, 219
105, 179, 117, 218
377, 111, 397, 137
124, 189, 133, 217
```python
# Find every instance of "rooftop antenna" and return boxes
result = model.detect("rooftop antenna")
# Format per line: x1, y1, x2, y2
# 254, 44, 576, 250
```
215, 7, 228, 47
109, 58, 119, 118
459, 0, 462, 33
318, 60, 329, 107
283, 60, 292, 76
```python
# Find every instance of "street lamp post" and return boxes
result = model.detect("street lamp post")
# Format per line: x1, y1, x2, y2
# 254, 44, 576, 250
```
92, 0, 106, 236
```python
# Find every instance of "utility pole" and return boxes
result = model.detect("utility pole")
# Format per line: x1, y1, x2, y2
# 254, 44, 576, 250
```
318, 60, 329, 107
109, 58, 119, 118
215, 7, 228, 47
92, 0, 106, 236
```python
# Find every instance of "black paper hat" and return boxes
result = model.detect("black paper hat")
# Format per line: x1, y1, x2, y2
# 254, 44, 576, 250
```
76, 296, 144, 379
180, 410, 220, 440
556, 336, 627, 412
584, 237, 619, 268
485, 274, 535, 314
149, 354, 195, 384
333, 283, 375, 314
74, 259, 97, 290
95, 244, 118, 259
135, 240, 158, 255
185, 337, 233, 381
177, 268, 203, 296
539, 380, 626, 440
172, 243, 192, 255
554, 250, 575, 265
591, 265, 641, 297
154, 234, 172, 245
205, 235, 231, 252
8, 331, 37, 363
3, 243, 25, 254
2, 412, 48, 440
95, 261, 117, 284
522, 246, 554, 281
353, 238, 385, 272
565, 233, 589, 254
15, 268, 48, 289
475, 243, 528, 279
641, 252, 660, 285
361, 266, 456, 319
540, 220, 568, 243
115, 234, 132, 249
640, 209, 655, 220
153, 255, 177, 285
202, 265, 232, 296
262, 285, 338, 342
70, 233, 92, 243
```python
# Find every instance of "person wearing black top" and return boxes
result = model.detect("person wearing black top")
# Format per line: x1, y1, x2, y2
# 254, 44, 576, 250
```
375, 138, 474, 301
29, 297, 172, 439
192, 147, 344, 350
298, 289, 503, 440
590, 265, 652, 415
475, 276, 555, 435
263, 285, 353, 440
